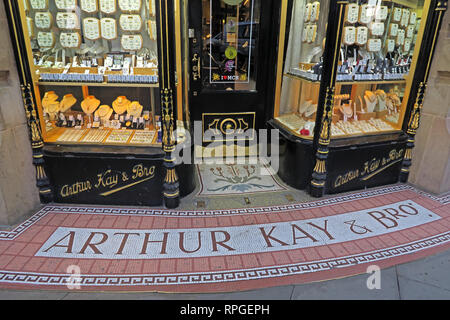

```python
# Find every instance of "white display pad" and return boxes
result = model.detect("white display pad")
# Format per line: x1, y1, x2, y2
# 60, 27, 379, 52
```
56, 12, 80, 29
83, 17, 101, 40
34, 11, 53, 30
60, 32, 81, 48
99, 0, 116, 14
119, 14, 142, 31
121, 34, 143, 50
55, 0, 77, 10
100, 17, 118, 40
37, 31, 55, 47
118, 0, 141, 12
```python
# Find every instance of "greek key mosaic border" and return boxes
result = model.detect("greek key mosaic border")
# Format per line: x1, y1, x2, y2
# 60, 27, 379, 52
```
0, 184, 446, 241
24, 184, 450, 217
0, 232, 448, 287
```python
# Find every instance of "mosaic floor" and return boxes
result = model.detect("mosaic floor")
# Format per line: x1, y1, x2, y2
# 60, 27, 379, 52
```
0, 183, 448, 293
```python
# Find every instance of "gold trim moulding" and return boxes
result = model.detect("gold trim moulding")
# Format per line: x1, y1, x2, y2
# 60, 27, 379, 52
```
37, 81, 159, 88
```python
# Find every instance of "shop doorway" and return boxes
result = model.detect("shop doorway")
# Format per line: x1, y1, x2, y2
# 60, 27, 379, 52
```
186, 0, 279, 158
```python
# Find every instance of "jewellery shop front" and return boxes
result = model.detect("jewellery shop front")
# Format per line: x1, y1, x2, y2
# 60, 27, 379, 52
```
4, 0, 447, 209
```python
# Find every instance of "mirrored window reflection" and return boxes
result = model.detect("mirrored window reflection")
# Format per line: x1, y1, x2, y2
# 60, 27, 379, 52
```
202, 0, 260, 91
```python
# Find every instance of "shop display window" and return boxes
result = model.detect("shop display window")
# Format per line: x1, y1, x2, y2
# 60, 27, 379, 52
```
19, 0, 162, 146
274, 0, 426, 140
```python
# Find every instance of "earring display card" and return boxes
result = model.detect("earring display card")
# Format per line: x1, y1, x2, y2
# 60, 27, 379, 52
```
34, 12, 53, 30
121, 34, 143, 51
386, 38, 395, 52
367, 38, 381, 52
119, 14, 142, 31
396, 29, 405, 45
83, 17, 101, 40
55, 0, 77, 10
370, 22, 384, 36
359, 4, 374, 24
60, 32, 81, 48
118, 0, 141, 12
343, 26, 356, 45
30, 0, 48, 10
310, 1, 320, 22
401, 9, 410, 27
346, 3, 359, 24
389, 23, 399, 37
304, 3, 312, 22
56, 12, 80, 29
392, 7, 402, 22
100, 17, 118, 40
356, 26, 368, 46
37, 31, 55, 47
406, 25, 415, 38
80, 0, 98, 13
375, 5, 388, 21
100, 0, 117, 14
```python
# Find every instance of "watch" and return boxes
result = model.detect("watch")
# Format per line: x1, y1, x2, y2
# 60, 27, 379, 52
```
375, 5, 388, 21
121, 34, 143, 51
55, 0, 77, 10
310, 1, 320, 22
56, 12, 80, 29
83, 17, 101, 40
100, 0, 116, 14
304, 3, 312, 23
37, 31, 55, 47
392, 7, 402, 22
389, 23, 398, 37
356, 26, 368, 46
100, 17, 118, 40
118, 0, 141, 12
370, 22, 384, 36
119, 14, 142, 31
60, 32, 81, 48
343, 26, 356, 45
30, 0, 48, 10
346, 3, 359, 24
396, 29, 405, 45
80, 0, 98, 13
34, 11, 53, 30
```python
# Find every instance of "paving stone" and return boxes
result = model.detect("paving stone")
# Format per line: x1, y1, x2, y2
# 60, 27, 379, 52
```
291, 267, 400, 300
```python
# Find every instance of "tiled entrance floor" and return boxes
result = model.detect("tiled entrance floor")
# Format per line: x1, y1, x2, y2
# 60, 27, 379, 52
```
0, 184, 448, 293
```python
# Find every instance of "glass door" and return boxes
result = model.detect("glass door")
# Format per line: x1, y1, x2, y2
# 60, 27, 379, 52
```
188, 0, 277, 147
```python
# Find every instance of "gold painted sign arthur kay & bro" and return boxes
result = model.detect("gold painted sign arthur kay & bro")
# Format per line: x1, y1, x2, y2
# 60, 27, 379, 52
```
334, 148, 404, 188
60, 163, 156, 198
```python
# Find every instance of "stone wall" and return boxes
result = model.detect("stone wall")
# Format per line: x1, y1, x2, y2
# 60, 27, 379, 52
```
409, 10, 450, 195
0, 1, 40, 227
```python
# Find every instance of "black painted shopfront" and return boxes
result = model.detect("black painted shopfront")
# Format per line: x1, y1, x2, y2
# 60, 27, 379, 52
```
4, 0, 448, 208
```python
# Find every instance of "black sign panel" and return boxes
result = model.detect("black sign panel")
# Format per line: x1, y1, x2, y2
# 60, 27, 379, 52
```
44, 154, 165, 206
326, 141, 407, 194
